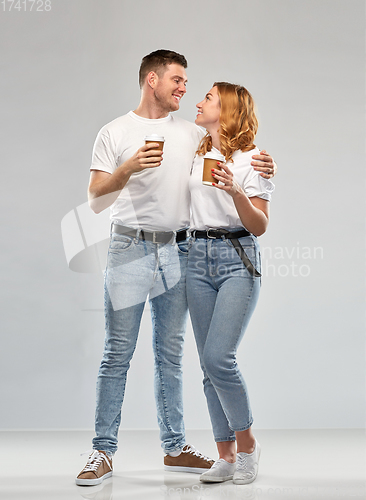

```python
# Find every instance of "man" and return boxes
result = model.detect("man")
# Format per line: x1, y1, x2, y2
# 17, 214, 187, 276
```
76, 50, 276, 486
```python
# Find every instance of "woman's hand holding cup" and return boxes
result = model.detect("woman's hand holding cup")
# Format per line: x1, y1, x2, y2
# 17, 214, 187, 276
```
211, 162, 243, 197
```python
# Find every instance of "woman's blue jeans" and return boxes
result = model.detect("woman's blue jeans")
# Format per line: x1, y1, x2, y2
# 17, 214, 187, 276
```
92, 229, 190, 455
187, 234, 261, 442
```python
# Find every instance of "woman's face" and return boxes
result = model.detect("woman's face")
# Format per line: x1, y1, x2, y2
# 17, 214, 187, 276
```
195, 86, 221, 130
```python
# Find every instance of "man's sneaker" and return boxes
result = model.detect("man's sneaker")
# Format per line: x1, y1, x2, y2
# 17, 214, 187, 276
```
200, 458, 236, 483
233, 441, 261, 485
164, 444, 215, 473
76, 450, 113, 486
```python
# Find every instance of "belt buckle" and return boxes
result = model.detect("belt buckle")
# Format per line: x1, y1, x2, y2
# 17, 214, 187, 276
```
207, 228, 216, 239
152, 231, 158, 244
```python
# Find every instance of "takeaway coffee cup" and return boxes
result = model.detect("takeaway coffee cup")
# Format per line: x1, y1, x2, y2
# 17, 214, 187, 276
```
202, 150, 226, 186
144, 134, 165, 151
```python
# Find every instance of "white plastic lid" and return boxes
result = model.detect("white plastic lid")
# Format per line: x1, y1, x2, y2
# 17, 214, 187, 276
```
203, 150, 225, 162
144, 134, 165, 142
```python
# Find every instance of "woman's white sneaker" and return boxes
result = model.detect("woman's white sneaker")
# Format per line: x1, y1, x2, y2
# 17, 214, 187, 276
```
200, 458, 236, 483
233, 441, 261, 485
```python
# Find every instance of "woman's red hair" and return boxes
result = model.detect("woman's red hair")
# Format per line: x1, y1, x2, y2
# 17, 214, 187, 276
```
197, 82, 258, 162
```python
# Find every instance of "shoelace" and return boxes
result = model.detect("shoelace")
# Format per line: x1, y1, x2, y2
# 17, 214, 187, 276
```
236, 454, 248, 470
211, 458, 230, 469
236, 453, 255, 478
183, 444, 212, 463
80, 450, 111, 472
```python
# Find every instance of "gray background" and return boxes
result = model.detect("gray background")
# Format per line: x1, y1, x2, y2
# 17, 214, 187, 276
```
1, 0, 364, 431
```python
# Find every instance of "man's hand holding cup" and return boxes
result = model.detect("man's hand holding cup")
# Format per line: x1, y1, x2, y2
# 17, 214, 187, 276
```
124, 135, 165, 174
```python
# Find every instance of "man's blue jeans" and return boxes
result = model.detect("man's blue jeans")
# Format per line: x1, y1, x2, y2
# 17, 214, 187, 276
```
187, 234, 261, 442
92, 228, 190, 455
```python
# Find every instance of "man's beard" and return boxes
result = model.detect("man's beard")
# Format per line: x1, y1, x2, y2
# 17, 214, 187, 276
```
153, 90, 179, 113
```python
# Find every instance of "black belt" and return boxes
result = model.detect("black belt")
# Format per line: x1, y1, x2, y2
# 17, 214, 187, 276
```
191, 228, 261, 277
191, 228, 251, 239
111, 224, 188, 244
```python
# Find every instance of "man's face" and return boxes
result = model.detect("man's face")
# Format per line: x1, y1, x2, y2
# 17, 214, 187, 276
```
153, 63, 187, 112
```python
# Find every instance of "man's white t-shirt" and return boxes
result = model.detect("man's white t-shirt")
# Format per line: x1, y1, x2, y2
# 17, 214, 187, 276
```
189, 146, 275, 230
91, 111, 204, 231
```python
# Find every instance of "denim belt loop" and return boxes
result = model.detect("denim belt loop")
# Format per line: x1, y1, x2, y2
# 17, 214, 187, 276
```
135, 228, 141, 244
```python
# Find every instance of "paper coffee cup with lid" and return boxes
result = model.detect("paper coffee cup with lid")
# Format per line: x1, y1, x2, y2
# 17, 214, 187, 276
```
144, 134, 165, 151
202, 150, 226, 186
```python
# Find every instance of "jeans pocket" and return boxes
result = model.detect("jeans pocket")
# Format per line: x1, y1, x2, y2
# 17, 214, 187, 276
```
177, 239, 192, 255
109, 234, 134, 253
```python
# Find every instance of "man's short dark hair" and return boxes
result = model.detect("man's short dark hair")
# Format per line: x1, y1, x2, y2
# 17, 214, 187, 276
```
139, 49, 187, 88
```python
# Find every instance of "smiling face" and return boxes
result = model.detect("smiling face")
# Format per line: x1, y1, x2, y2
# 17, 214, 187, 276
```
152, 63, 187, 113
195, 86, 221, 132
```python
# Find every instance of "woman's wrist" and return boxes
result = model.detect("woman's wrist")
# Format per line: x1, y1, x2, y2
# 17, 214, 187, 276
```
231, 183, 245, 198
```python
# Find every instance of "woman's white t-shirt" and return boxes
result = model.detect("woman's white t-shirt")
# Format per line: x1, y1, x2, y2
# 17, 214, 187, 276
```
189, 146, 275, 230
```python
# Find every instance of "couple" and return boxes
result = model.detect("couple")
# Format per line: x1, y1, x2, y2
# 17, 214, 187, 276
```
76, 49, 275, 487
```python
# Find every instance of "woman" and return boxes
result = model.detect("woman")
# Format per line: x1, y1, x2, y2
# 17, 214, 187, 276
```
186, 82, 274, 484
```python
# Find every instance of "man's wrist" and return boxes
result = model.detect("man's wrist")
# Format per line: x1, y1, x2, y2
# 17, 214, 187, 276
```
118, 159, 134, 177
